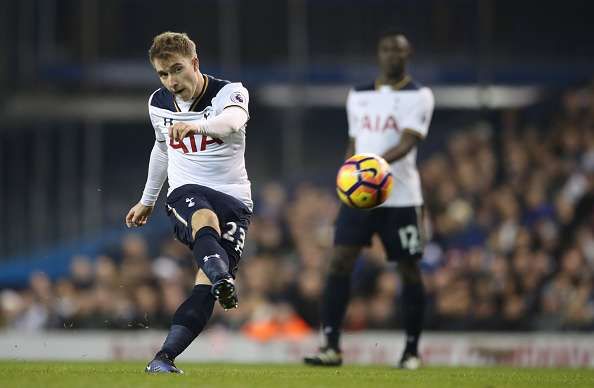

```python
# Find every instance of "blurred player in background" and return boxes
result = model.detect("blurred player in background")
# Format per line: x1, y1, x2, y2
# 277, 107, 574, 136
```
125, 31, 253, 373
304, 30, 434, 369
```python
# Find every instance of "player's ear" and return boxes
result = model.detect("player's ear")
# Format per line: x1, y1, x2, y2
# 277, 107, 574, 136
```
406, 43, 413, 58
193, 57, 199, 71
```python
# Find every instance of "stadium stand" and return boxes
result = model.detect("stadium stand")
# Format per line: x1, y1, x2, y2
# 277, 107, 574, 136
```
2, 82, 593, 334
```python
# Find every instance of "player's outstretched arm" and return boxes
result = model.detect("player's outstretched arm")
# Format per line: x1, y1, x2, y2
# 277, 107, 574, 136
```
169, 106, 248, 141
125, 202, 154, 228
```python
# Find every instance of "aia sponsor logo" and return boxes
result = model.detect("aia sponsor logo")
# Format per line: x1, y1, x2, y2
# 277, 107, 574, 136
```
170, 135, 223, 153
359, 114, 399, 132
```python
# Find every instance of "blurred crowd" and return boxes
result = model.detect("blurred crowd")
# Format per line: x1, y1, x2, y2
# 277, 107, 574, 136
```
2, 82, 594, 336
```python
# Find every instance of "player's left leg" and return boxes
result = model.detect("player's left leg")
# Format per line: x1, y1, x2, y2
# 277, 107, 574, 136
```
147, 186, 249, 373
146, 270, 214, 374
154, 207, 236, 366
379, 206, 425, 369
396, 258, 424, 369
147, 210, 235, 373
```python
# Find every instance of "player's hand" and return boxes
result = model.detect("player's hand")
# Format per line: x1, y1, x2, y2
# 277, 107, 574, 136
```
125, 202, 154, 228
169, 122, 199, 142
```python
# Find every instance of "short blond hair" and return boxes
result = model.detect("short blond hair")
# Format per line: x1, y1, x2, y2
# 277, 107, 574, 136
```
149, 31, 197, 63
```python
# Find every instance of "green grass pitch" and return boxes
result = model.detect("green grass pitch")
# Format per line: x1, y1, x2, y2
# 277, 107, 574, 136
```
1, 361, 593, 388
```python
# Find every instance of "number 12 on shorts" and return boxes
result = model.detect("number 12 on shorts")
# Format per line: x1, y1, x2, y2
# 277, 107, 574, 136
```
398, 225, 421, 255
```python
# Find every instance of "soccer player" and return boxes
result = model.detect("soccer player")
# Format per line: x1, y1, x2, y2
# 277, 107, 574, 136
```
304, 30, 434, 369
125, 31, 252, 373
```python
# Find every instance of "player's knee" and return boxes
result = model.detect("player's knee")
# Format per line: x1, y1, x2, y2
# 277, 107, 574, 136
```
398, 259, 422, 284
191, 209, 221, 239
194, 269, 212, 286
328, 246, 360, 275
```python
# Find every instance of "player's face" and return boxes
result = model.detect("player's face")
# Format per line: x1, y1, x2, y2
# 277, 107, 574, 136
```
153, 54, 200, 101
377, 35, 410, 78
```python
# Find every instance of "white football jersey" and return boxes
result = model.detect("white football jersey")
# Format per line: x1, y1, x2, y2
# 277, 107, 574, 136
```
346, 78, 434, 207
148, 74, 253, 210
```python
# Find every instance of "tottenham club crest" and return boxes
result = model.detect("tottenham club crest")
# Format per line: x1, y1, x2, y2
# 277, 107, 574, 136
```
230, 91, 245, 104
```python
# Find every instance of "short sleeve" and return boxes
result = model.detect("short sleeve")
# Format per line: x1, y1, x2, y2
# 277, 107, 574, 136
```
400, 88, 434, 139
213, 83, 250, 116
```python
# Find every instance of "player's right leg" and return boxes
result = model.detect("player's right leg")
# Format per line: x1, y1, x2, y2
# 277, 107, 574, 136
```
190, 208, 238, 310
303, 245, 361, 367
304, 246, 361, 366
305, 205, 375, 367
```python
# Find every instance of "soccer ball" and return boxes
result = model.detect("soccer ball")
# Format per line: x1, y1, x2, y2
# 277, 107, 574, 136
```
336, 153, 394, 209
